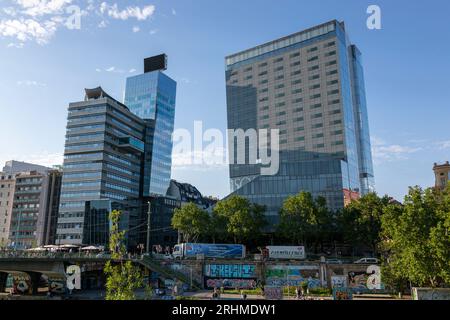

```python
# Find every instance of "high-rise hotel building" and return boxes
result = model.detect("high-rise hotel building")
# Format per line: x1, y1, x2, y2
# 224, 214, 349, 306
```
225, 21, 375, 224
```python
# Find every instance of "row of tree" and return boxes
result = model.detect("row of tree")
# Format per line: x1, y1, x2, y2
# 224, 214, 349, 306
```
171, 185, 450, 289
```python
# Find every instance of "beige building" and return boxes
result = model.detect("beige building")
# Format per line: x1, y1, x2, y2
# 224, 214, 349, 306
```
434, 161, 450, 189
0, 173, 15, 247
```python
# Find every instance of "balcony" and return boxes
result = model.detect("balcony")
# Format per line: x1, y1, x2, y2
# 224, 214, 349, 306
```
118, 136, 145, 153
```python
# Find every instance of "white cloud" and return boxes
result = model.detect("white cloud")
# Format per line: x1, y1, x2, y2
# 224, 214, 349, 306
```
6, 42, 24, 48
149, 28, 157, 35
435, 140, 450, 150
17, 80, 47, 86
128, 68, 136, 73
171, 8, 176, 16
132, 25, 139, 33
0, 17, 58, 44
100, 2, 155, 21
14, 0, 73, 17
371, 136, 422, 164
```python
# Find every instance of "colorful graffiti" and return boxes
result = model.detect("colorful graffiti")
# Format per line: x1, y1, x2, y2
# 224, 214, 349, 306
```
205, 278, 257, 289
265, 265, 321, 288
205, 264, 256, 278
331, 276, 347, 288
348, 265, 383, 291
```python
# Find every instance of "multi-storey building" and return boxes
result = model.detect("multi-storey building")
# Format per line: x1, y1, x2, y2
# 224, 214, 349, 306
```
225, 20, 375, 225
8, 169, 62, 249
124, 54, 177, 196
0, 173, 15, 246
2, 160, 50, 175
434, 161, 450, 190
56, 87, 146, 245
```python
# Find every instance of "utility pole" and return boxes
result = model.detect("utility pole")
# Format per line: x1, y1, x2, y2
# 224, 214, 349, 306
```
146, 201, 151, 254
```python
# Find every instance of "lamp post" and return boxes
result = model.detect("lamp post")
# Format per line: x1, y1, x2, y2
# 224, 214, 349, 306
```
146, 201, 151, 254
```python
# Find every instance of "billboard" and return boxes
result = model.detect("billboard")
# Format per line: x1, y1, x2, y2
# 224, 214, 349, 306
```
266, 246, 305, 260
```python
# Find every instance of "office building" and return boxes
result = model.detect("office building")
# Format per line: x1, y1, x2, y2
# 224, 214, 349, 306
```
434, 161, 450, 189
56, 87, 146, 245
225, 20, 375, 224
125, 54, 177, 196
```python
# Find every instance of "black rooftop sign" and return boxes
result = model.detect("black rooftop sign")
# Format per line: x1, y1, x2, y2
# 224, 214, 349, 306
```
144, 54, 167, 73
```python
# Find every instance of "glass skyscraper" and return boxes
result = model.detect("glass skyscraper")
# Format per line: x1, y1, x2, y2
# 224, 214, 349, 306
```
124, 55, 177, 196
225, 20, 375, 225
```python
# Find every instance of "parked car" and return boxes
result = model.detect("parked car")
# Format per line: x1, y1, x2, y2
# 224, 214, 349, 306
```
327, 258, 343, 264
354, 258, 379, 264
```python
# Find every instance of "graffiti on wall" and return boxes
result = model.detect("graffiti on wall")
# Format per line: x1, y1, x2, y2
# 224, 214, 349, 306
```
348, 265, 383, 291
204, 264, 256, 278
331, 276, 347, 288
412, 288, 450, 300
169, 263, 203, 284
205, 278, 257, 289
265, 265, 321, 288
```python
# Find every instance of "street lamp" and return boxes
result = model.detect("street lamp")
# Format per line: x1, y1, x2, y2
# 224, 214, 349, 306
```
146, 201, 151, 254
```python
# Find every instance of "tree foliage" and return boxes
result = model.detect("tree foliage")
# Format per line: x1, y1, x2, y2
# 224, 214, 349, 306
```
213, 195, 267, 243
104, 210, 143, 300
380, 186, 450, 288
278, 192, 335, 248
339, 193, 390, 254
171, 203, 210, 243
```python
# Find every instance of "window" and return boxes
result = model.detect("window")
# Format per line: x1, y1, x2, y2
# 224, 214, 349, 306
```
277, 111, 287, 116
313, 123, 323, 129
310, 103, 322, 109
328, 89, 339, 95
275, 75, 284, 80
311, 113, 323, 119
325, 60, 337, 67
307, 56, 318, 62
259, 71, 268, 76
259, 79, 268, 85
291, 70, 301, 76
313, 133, 324, 138
331, 141, 344, 146
309, 74, 320, 81
275, 84, 284, 89
259, 62, 268, 68
324, 41, 335, 47
309, 84, 320, 90
329, 109, 341, 115
273, 57, 283, 63
308, 65, 319, 72
331, 130, 343, 135
325, 50, 336, 57
275, 102, 286, 108
314, 143, 325, 148
276, 120, 286, 126
275, 93, 285, 98
259, 88, 268, 93
296, 137, 305, 142
290, 61, 301, 67
330, 120, 342, 125
292, 89, 302, 94
310, 94, 321, 99
290, 52, 300, 58
327, 80, 338, 86
295, 117, 304, 122
292, 79, 302, 85
274, 66, 284, 71
326, 70, 338, 76
307, 47, 318, 53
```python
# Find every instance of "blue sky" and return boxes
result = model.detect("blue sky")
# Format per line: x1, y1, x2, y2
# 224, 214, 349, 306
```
0, 0, 449, 201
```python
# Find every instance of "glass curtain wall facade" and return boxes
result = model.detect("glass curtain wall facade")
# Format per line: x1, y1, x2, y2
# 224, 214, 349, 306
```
225, 20, 375, 226
56, 87, 145, 245
125, 70, 177, 196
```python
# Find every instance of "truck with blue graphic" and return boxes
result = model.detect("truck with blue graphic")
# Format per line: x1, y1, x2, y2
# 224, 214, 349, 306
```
173, 243, 246, 259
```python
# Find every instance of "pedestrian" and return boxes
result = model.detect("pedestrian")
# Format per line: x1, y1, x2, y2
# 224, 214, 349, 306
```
295, 287, 300, 299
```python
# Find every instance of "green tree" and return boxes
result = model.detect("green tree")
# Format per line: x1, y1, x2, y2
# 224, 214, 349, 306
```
277, 192, 333, 248
171, 203, 210, 243
380, 186, 450, 288
339, 193, 389, 255
104, 210, 143, 300
213, 196, 267, 244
